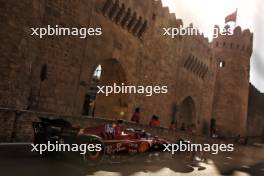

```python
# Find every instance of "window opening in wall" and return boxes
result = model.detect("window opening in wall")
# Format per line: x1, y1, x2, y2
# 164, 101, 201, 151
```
93, 64, 102, 79
40, 64, 48, 81
215, 42, 219, 47
152, 13, 156, 21
83, 64, 102, 116
219, 61, 225, 68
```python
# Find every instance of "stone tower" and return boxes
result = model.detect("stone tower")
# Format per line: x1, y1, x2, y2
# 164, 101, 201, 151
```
212, 25, 253, 136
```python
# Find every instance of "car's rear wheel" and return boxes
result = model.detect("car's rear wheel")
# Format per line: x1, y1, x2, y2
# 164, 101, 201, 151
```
82, 138, 105, 165
138, 142, 150, 153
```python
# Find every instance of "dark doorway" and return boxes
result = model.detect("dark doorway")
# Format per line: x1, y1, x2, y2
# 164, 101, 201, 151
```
178, 96, 196, 130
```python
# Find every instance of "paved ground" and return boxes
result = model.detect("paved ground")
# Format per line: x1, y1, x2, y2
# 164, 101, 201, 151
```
0, 144, 263, 176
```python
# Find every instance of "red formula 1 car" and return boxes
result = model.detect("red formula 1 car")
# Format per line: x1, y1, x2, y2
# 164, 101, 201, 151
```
32, 118, 168, 164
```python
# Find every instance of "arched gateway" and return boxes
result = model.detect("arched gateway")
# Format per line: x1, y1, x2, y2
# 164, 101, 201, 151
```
178, 96, 196, 130
82, 58, 129, 120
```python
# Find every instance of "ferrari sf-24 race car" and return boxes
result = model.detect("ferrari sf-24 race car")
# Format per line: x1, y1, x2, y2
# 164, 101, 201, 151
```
32, 118, 169, 164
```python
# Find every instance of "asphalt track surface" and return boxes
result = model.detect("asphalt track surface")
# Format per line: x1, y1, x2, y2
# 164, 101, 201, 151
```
0, 143, 263, 176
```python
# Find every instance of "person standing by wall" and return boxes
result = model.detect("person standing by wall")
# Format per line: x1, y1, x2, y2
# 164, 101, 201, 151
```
131, 107, 141, 123
210, 118, 216, 137
149, 115, 161, 127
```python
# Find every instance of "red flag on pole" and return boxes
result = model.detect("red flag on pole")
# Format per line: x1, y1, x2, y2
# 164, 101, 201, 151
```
225, 10, 237, 23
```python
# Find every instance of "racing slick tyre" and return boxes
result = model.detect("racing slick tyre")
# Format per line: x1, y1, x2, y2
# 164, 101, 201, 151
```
82, 137, 105, 166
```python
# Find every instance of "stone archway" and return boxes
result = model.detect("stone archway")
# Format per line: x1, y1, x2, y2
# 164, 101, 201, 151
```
178, 96, 196, 130
82, 58, 129, 120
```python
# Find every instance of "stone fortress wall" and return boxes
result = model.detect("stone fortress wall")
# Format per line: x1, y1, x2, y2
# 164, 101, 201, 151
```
211, 25, 253, 135
0, 0, 260, 137
247, 84, 264, 137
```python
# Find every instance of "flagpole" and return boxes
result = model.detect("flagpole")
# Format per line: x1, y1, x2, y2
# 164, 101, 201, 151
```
234, 8, 238, 27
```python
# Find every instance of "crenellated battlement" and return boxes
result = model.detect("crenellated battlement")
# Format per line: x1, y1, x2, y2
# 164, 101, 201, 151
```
100, 0, 149, 38
183, 23, 211, 49
99, 0, 214, 47
97, 0, 185, 39
211, 25, 253, 56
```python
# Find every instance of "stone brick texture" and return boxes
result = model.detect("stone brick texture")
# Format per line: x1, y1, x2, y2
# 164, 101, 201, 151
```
0, 0, 261, 138
247, 84, 264, 137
